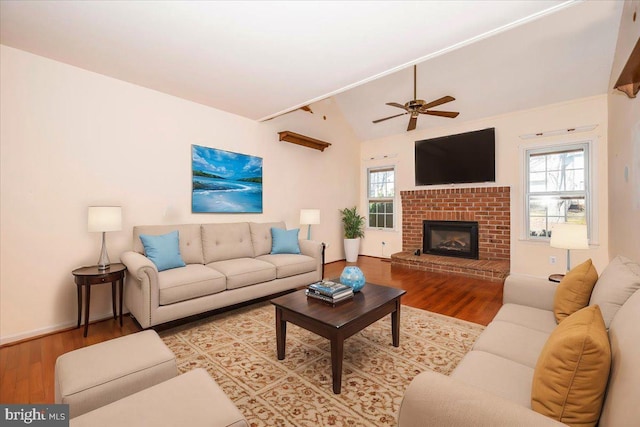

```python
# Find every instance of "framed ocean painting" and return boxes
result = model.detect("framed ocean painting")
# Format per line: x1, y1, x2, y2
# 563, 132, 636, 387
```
192, 145, 263, 213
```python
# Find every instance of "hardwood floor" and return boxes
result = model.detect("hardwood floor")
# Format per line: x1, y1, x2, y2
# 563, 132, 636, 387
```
324, 257, 503, 326
0, 256, 503, 404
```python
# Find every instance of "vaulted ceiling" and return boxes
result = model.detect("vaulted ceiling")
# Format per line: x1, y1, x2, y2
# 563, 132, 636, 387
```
0, 1, 624, 141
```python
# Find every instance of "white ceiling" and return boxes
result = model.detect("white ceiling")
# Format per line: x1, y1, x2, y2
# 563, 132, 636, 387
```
0, 1, 623, 141
336, 0, 624, 140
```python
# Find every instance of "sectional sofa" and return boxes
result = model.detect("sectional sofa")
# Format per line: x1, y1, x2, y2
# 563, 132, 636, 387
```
398, 256, 640, 426
121, 221, 324, 328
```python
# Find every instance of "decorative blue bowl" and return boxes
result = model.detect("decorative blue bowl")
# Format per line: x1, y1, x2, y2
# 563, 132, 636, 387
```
340, 266, 366, 292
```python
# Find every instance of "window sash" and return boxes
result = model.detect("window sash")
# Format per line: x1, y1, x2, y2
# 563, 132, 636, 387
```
528, 147, 585, 193
368, 167, 395, 199
368, 200, 394, 229
368, 167, 395, 229
524, 142, 590, 240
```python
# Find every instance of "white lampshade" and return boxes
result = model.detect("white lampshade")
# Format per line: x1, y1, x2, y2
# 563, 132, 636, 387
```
88, 206, 122, 232
300, 209, 320, 225
550, 223, 589, 249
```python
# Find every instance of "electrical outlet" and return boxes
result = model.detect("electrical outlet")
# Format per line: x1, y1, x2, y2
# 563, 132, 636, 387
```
550, 256, 557, 265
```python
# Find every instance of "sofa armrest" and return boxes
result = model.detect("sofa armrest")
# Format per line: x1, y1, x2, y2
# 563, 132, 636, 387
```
503, 274, 558, 311
398, 371, 565, 427
299, 239, 325, 279
121, 251, 157, 277
298, 239, 324, 258
121, 251, 159, 328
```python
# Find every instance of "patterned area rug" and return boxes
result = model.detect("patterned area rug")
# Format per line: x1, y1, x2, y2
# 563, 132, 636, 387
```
160, 301, 484, 427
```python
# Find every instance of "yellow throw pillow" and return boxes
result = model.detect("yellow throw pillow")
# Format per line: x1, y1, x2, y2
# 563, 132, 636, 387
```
531, 305, 611, 427
554, 259, 598, 323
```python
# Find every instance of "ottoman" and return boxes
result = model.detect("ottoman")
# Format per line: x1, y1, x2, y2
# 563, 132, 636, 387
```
69, 368, 249, 427
55, 330, 177, 418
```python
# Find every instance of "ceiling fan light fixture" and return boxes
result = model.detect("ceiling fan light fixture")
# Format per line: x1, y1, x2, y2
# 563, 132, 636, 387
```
372, 65, 459, 131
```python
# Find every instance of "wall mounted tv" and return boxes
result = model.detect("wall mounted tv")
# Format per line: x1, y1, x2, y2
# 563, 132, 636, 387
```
415, 127, 496, 186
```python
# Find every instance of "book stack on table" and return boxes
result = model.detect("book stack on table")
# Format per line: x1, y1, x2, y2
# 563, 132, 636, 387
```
306, 280, 354, 305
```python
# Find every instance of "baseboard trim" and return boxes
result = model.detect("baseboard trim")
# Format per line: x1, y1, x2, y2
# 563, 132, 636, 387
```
0, 311, 127, 347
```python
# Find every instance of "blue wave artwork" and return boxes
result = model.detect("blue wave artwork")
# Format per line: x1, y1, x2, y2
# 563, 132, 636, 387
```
192, 145, 263, 213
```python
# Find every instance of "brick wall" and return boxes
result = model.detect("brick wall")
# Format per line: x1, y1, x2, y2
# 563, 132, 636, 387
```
400, 186, 510, 261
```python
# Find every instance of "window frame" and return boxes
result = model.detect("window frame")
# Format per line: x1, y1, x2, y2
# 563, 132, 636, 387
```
367, 166, 396, 231
523, 141, 592, 242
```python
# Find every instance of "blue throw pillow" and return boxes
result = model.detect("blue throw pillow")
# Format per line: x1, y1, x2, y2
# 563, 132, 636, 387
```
139, 230, 186, 271
271, 227, 301, 254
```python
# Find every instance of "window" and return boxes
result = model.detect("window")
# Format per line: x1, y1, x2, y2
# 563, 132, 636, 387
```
368, 167, 395, 229
525, 143, 590, 240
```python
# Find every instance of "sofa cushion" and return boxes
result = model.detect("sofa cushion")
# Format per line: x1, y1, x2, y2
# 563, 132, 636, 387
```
250, 221, 286, 256
531, 305, 610, 426
553, 259, 598, 323
69, 368, 249, 427
139, 231, 186, 272
202, 223, 254, 263
472, 321, 550, 368
270, 228, 301, 254
256, 254, 317, 279
133, 224, 204, 265
451, 350, 535, 408
492, 304, 557, 334
599, 286, 640, 426
589, 255, 640, 328
207, 258, 276, 290
158, 265, 226, 305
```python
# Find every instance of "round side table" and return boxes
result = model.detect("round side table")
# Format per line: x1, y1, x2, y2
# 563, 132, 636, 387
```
548, 273, 565, 283
72, 263, 127, 337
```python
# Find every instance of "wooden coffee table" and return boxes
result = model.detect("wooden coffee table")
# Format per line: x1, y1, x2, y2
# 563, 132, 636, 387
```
270, 282, 406, 394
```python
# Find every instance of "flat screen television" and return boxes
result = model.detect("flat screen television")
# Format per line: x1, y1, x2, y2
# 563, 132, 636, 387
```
415, 127, 495, 186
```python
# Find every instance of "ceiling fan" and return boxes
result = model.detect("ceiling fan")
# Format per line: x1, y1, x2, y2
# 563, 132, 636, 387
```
373, 65, 459, 131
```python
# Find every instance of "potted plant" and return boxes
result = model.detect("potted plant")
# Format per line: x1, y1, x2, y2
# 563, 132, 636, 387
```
340, 206, 365, 262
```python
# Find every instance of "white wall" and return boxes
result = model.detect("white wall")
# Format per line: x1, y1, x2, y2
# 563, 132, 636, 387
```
607, 0, 640, 262
360, 95, 609, 278
0, 46, 360, 343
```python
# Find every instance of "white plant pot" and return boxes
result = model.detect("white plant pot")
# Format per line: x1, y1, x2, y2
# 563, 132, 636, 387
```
344, 238, 361, 263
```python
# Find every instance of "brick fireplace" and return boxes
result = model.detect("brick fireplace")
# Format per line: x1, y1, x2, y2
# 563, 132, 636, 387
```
391, 186, 510, 281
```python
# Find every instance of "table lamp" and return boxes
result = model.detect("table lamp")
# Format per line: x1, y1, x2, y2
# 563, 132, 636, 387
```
88, 206, 122, 270
300, 209, 320, 240
550, 223, 588, 272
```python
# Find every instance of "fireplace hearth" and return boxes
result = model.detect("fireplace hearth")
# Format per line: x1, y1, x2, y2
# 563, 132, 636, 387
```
423, 220, 479, 260
394, 187, 510, 280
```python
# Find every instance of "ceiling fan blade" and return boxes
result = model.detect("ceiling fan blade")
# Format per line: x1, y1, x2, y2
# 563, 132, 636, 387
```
423, 110, 460, 118
421, 96, 455, 110
385, 102, 407, 110
372, 112, 408, 123
407, 115, 418, 131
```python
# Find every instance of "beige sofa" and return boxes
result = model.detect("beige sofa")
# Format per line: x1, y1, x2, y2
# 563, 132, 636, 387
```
398, 256, 640, 426
121, 222, 323, 328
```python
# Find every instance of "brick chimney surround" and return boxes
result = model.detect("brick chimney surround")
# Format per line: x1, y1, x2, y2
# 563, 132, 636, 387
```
391, 186, 511, 282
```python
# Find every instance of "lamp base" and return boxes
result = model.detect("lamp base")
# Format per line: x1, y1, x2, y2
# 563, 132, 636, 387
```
97, 232, 111, 271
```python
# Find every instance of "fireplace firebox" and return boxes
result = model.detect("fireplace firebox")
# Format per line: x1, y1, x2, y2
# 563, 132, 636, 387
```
423, 220, 479, 260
